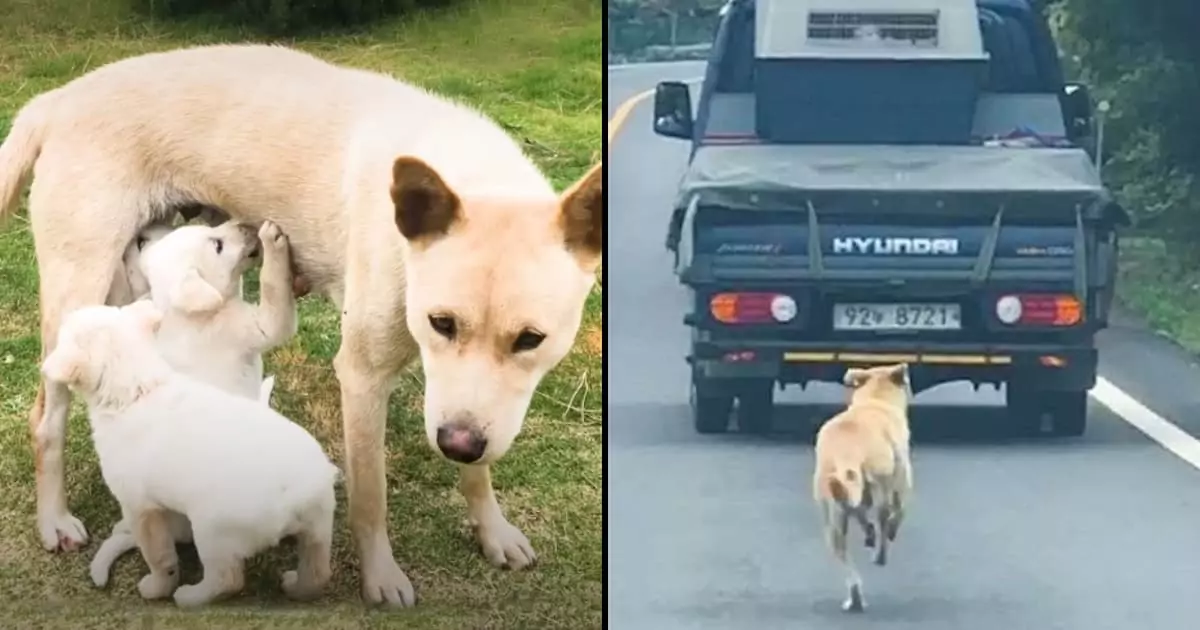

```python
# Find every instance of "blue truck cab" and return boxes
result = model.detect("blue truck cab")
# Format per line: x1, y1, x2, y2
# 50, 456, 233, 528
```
651, 0, 1127, 436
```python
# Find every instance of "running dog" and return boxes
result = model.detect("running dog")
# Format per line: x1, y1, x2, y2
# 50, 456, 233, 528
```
0, 43, 602, 606
812, 363, 914, 613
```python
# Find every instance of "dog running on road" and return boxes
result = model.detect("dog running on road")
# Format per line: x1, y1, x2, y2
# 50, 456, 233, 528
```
812, 363, 915, 613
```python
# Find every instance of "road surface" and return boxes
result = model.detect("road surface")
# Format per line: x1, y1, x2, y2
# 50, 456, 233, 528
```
606, 61, 1200, 630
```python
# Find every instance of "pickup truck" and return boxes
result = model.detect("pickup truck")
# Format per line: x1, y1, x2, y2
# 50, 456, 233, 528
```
652, 0, 1128, 437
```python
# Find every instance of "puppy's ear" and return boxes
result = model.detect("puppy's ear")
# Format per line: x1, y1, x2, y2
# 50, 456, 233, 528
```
559, 161, 603, 271
170, 269, 224, 314
391, 156, 461, 246
41, 344, 83, 385
843, 368, 870, 388
888, 363, 910, 387
122, 300, 164, 336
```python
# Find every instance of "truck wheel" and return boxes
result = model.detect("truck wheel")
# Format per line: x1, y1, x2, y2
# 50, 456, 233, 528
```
1006, 387, 1087, 437
736, 383, 774, 434
692, 385, 733, 434
1047, 391, 1088, 437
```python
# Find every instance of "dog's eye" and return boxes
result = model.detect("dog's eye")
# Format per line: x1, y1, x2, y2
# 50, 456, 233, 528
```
512, 329, 546, 353
212, 238, 224, 254
428, 315, 456, 340
135, 236, 148, 251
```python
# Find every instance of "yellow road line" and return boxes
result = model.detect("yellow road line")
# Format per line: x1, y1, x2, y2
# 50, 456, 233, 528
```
607, 88, 654, 145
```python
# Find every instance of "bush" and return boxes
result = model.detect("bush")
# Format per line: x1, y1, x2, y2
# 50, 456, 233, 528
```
132, 0, 456, 34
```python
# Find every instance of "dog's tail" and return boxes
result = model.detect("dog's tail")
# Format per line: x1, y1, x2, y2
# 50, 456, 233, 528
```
826, 464, 866, 509
0, 90, 59, 220
259, 375, 276, 406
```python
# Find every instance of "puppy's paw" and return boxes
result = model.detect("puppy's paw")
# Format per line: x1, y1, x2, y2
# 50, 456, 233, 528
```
475, 518, 538, 570
90, 557, 112, 588
173, 584, 215, 608
38, 511, 88, 552
138, 572, 178, 600
863, 523, 877, 548
361, 553, 416, 608
281, 570, 325, 601
258, 221, 289, 253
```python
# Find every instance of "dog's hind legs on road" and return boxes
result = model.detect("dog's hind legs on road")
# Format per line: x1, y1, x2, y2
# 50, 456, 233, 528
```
825, 504, 867, 613
26, 174, 143, 552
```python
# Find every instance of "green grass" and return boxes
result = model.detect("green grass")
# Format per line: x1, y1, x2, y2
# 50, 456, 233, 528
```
1115, 237, 1200, 353
0, 0, 602, 627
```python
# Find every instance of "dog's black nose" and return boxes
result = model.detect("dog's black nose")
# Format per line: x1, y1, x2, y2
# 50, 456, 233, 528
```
436, 423, 487, 464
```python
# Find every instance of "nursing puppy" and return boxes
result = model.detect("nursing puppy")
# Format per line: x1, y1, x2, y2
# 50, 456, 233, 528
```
105, 223, 174, 306
89, 220, 293, 587
812, 363, 914, 613
42, 301, 338, 607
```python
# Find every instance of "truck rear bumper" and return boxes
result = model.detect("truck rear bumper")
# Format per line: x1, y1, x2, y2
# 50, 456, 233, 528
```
690, 339, 1097, 392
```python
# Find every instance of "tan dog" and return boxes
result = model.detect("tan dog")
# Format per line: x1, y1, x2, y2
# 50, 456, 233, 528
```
0, 43, 603, 606
812, 363, 914, 613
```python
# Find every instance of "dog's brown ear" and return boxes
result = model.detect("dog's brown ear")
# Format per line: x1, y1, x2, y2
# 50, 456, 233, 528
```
559, 161, 603, 270
392, 156, 461, 246
888, 363, 909, 386
843, 368, 869, 388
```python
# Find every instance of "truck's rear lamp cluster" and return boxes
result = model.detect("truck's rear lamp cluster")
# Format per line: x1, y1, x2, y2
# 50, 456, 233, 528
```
710, 292, 797, 324
995, 294, 1081, 327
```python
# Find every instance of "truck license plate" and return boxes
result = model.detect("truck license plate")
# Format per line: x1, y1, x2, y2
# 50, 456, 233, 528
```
833, 303, 962, 331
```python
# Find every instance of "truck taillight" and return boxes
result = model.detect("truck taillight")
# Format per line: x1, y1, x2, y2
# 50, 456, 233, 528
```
995, 294, 1081, 326
710, 292, 797, 324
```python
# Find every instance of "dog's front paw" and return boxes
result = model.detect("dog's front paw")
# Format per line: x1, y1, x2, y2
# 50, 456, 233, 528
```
475, 518, 537, 570
38, 510, 88, 552
360, 553, 416, 608
863, 522, 877, 548
138, 571, 178, 600
258, 220, 289, 254
281, 569, 326, 601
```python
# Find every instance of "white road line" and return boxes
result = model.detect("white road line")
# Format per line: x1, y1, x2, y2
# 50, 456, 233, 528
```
608, 80, 1200, 472
1091, 377, 1200, 470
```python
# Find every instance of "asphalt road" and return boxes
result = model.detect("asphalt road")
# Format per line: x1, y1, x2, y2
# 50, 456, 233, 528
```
606, 62, 1200, 630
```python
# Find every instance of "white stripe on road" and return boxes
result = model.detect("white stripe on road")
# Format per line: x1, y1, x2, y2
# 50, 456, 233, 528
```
1091, 377, 1200, 470
607, 81, 1200, 473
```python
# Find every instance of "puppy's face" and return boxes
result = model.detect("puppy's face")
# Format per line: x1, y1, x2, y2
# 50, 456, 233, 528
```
843, 363, 912, 408
41, 301, 164, 395
391, 157, 602, 465
122, 223, 175, 299
139, 222, 262, 315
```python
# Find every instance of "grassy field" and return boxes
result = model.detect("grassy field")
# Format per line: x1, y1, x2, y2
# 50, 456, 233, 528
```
0, 0, 602, 627
1115, 237, 1200, 353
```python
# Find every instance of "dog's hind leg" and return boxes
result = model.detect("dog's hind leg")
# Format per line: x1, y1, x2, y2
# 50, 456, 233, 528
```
173, 523, 245, 608
281, 496, 335, 601
27, 177, 140, 553
132, 508, 180, 600
827, 508, 866, 613
873, 503, 891, 566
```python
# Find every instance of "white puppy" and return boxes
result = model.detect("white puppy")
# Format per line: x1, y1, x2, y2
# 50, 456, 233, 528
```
88, 220, 294, 587
105, 223, 174, 306
43, 301, 337, 607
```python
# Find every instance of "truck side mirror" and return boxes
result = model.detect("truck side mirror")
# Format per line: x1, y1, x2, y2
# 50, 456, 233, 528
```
652, 81, 694, 140
1062, 82, 1095, 141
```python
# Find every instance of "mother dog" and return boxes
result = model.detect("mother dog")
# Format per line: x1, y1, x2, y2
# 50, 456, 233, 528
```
0, 44, 603, 607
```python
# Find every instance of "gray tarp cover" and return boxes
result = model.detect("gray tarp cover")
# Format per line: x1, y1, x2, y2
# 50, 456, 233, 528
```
673, 144, 1109, 211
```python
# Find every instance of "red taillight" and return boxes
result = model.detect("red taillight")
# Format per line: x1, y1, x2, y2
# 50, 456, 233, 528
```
709, 292, 796, 325
995, 293, 1081, 326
